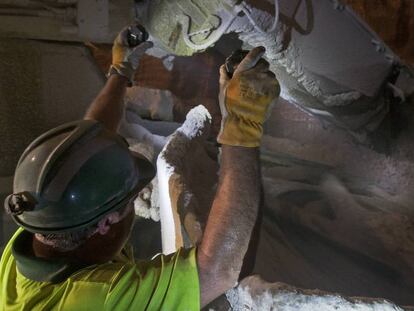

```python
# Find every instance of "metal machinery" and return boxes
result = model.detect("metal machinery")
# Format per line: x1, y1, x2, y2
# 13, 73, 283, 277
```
135, 0, 414, 142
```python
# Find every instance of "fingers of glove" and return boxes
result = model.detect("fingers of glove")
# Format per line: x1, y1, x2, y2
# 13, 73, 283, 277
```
266, 79, 281, 100
226, 83, 273, 120
112, 45, 126, 66
130, 41, 154, 57
257, 76, 280, 99
234, 46, 266, 75
233, 95, 268, 115
126, 41, 153, 69
248, 59, 270, 74
112, 27, 131, 66
238, 72, 277, 97
229, 99, 270, 124
115, 26, 131, 46
255, 71, 278, 84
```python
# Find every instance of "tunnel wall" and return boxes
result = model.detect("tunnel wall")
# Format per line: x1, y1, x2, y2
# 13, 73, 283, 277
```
0, 39, 105, 254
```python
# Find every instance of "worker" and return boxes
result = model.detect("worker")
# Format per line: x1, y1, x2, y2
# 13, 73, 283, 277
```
0, 26, 280, 310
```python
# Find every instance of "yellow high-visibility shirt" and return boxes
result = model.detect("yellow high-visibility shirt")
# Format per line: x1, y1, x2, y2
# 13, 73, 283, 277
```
0, 229, 200, 311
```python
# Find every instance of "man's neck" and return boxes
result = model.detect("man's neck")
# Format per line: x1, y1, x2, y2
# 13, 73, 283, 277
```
32, 234, 116, 265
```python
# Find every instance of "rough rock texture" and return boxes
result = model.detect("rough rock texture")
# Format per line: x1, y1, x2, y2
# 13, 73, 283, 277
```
344, 0, 414, 64
258, 97, 414, 306
0, 39, 105, 253
255, 159, 414, 305
88, 0, 413, 141
121, 92, 414, 309
0, 39, 105, 176
224, 275, 412, 311
232, 0, 403, 141
130, 0, 413, 140
153, 97, 414, 308
156, 106, 218, 253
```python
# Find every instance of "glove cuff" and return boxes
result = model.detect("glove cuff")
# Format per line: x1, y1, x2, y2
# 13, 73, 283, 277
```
217, 116, 263, 147
107, 64, 134, 86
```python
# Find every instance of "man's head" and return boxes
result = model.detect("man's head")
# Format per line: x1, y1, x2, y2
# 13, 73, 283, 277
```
4, 120, 155, 257
34, 202, 135, 252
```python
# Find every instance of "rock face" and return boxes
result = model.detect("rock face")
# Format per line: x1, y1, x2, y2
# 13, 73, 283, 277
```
134, 0, 414, 144
223, 275, 414, 311
0, 39, 105, 251
0, 39, 105, 177
89, 0, 414, 144
156, 106, 218, 253
149, 99, 414, 309
88, 1, 414, 308
344, 0, 414, 64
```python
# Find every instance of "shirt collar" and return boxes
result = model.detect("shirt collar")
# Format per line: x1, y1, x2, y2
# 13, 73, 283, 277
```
12, 230, 91, 283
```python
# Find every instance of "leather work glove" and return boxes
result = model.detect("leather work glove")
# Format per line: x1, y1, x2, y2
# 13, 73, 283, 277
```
108, 26, 153, 85
217, 47, 280, 147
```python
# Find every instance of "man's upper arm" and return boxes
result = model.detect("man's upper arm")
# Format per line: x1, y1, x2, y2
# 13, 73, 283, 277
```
105, 247, 200, 310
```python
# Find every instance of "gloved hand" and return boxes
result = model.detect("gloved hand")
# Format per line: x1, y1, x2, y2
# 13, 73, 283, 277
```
217, 47, 280, 147
108, 26, 154, 84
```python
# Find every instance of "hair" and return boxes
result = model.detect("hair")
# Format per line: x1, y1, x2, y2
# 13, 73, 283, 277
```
35, 205, 133, 251
35, 226, 98, 252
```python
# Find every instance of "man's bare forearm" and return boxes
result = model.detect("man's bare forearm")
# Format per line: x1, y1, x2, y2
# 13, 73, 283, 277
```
84, 74, 129, 132
198, 145, 261, 306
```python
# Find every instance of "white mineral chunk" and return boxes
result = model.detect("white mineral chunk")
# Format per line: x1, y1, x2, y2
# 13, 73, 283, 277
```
226, 278, 405, 311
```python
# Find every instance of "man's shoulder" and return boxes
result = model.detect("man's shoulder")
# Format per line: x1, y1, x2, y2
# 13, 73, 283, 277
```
72, 247, 199, 283
70, 261, 137, 284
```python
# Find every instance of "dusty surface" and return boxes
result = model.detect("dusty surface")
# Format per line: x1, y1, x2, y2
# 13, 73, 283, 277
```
145, 86, 414, 307
344, 0, 414, 64
0, 39, 104, 176
167, 97, 414, 306
156, 106, 218, 252
0, 39, 105, 250
88, 0, 414, 141
224, 275, 413, 311
241, 93, 414, 306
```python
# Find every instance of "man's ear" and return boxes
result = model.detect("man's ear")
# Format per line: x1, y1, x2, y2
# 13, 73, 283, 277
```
96, 212, 121, 235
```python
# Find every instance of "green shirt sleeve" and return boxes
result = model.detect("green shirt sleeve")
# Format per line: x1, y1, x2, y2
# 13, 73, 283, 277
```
104, 248, 200, 311
1, 229, 200, 311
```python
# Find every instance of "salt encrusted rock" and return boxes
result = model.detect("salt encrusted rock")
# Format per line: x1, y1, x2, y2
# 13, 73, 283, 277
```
157, 105, 218, 254
156, 105, 414, 308
134, 178, 161, 222
225, 275, 410, 311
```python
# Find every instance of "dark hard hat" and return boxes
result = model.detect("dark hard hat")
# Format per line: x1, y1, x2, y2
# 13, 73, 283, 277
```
4, 120, 156, 234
